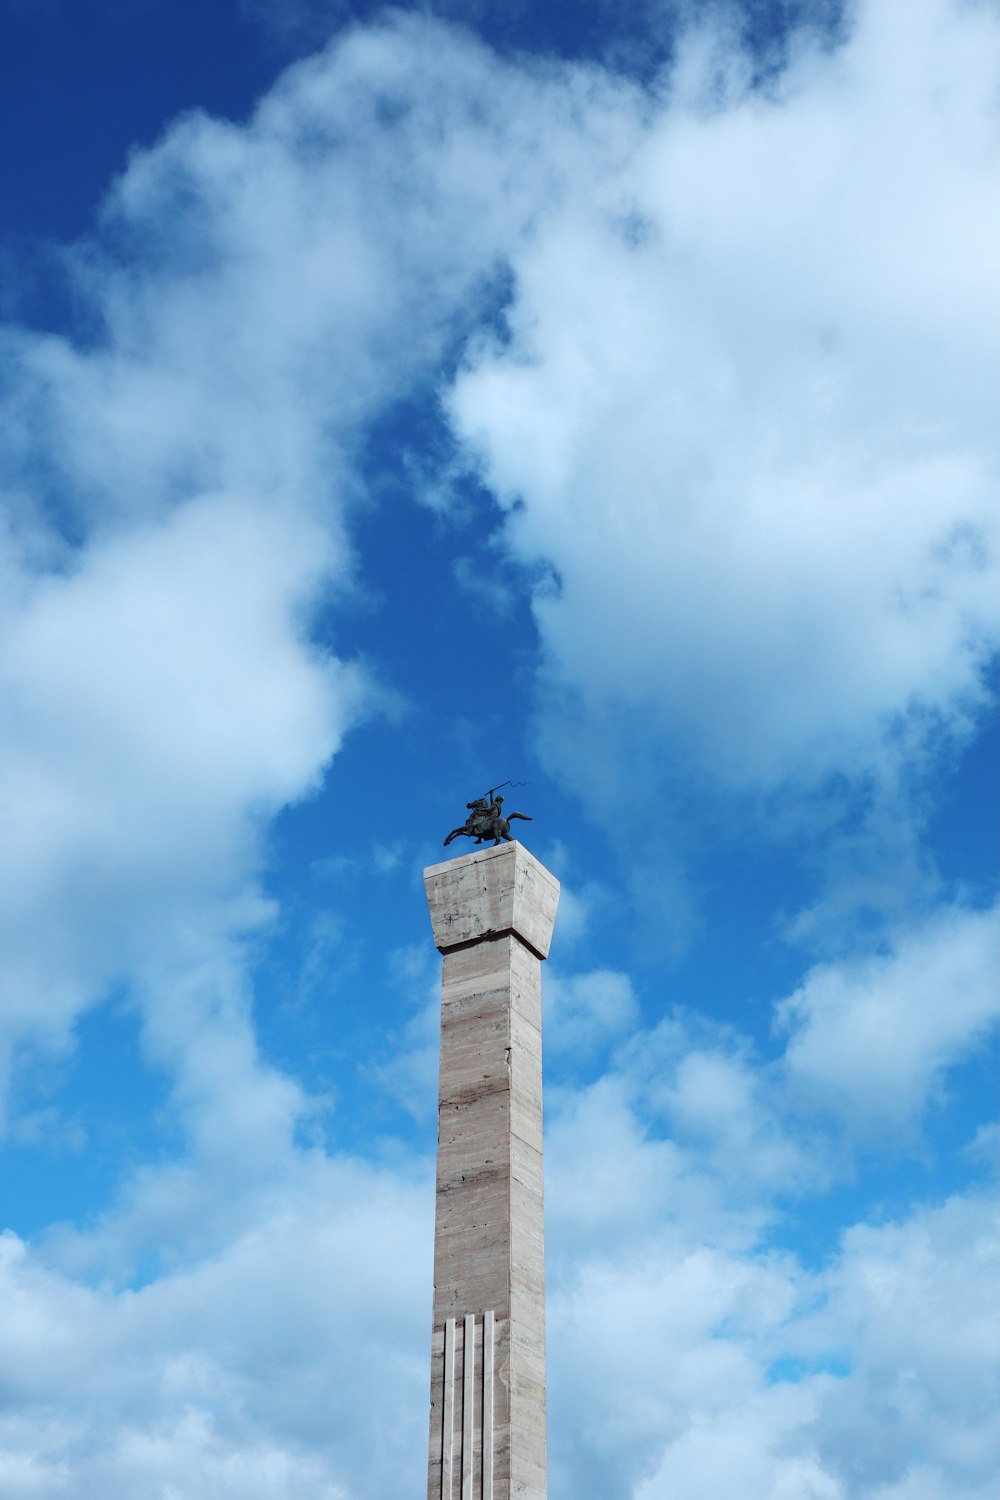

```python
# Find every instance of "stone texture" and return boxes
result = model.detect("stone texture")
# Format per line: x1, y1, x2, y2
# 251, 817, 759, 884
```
425, 841, 560, 960
425, 843, 559, 1500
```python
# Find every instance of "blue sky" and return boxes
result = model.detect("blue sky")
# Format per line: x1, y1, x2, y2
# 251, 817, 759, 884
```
0, 0, 997, 1496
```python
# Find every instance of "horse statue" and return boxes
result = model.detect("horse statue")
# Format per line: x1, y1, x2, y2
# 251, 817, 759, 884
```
444, 788, 533, 847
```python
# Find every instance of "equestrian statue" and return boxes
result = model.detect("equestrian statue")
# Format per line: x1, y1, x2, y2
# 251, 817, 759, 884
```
444, 785, 533, 847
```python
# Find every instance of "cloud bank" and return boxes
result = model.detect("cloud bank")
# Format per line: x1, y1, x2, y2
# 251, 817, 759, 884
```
448, 0, 998, 856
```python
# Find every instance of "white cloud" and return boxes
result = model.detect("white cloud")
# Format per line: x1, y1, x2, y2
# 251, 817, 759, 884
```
0, 33, 636, 1492
545, 1062, 783, 1268
549, 1172, 999, 1500
0, 492, 360, 1136
0, 13, 611, 1134
545, 967, 640, 1058
776, 903, 1000, 1139
545, 897, 999, 1265
550, 1241, 805, 1499
786, 1192, 1000, 1499
655, 1043, 814, 1190
539, 933, 999, 1497
447, 0, 999, 847
0, 1154, 433, 1500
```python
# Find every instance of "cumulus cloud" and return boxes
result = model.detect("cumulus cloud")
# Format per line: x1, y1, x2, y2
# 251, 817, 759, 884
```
546, 898, 999, 1261
545, 1019, 803, 1274
7, 1178, 994, 1500
0, 489, 360, 1130
0, 12, 636, 1131
783, 1192, 1000, 1499
545, 967, 639, 1058
776, 902, 1000, 1139
0, 26, 636, 1490
0, 1155, 432, 1500
25, 1015, 994, 1500
0, 29, 635, 1489
538, 906, 999, 1498
447, 0, 999, 876
549, 1163, 998, 1500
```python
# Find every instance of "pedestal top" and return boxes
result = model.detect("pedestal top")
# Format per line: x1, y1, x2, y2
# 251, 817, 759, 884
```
424, 841, 560, 960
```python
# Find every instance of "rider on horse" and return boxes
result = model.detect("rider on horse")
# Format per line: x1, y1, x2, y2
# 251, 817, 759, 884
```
444, 786, 532, 847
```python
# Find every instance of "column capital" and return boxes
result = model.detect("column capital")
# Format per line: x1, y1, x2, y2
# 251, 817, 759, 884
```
424, 841, 560, 960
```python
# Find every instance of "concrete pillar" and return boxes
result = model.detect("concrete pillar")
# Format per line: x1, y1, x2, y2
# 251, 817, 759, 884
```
424, 841, 559, 1500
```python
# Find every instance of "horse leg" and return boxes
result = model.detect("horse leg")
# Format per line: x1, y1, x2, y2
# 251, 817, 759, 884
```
444, 827, 467, 846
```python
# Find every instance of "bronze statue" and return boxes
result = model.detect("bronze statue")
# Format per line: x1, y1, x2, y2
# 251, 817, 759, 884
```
444, 786, 533, 847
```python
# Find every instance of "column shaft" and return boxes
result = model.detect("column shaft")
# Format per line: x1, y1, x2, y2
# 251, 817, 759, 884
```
425, 843, 558, 1500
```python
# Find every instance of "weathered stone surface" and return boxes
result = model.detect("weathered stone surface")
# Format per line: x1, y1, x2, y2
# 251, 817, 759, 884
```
425, 842, 560, 960
425, 849, 558, 1500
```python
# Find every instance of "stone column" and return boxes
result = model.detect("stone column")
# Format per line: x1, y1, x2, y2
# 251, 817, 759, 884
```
424, 841, 559, 1500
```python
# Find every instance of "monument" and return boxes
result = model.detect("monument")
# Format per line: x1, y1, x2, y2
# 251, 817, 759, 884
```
424, 822, 559, 1500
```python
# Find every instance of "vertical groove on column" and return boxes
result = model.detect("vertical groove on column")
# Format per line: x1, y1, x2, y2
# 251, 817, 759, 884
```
462, 1314, 475, 1500
442, 1318, 456, 1500
482, 1310, 494, 1500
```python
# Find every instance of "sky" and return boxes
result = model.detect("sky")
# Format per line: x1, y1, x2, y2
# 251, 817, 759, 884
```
0, 0, 997, 1496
